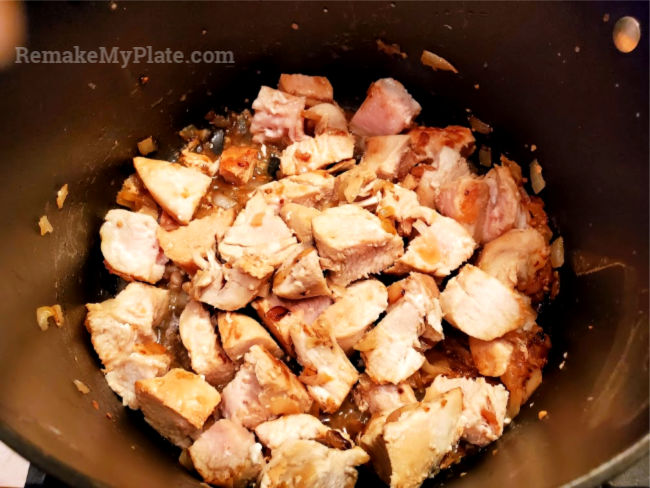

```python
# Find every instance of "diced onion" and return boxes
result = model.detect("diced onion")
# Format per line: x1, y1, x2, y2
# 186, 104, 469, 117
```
38, 215, 53, 235
213, 193, 237, 209
420, 50, 458, 73
56, 184, 69, 209
529, 159, 546, 194
479, 146, 492, 167
73, 379, 90, 394
137, 136, 158, 156
36, 304, 64, 330
550, 237, 564, 268
468, 115, 493, 134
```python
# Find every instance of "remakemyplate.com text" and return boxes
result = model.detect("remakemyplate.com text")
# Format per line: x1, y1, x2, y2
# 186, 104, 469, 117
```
15, 46, 235, 67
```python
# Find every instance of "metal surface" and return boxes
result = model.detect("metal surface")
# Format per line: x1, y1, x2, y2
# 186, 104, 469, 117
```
0, 2, 647, 487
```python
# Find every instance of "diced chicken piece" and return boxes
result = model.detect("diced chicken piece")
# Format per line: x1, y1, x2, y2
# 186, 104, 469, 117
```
178, 149, 219, 177
397, 214, 476, 277
353, 374, 416, 415
100, 209, 168, 284
252, 294, 333, 355
279, 203, 321, 245
104, 343, 171, 409
135, 368, 221, 448
218, 145, 260, 185
439, 265, 537, 341
280, 133, 355, 176
359, 389, 463, 488
435, 174, 489, 228
477, 228, 552, 298
356, 273, 440, 384
157, 208, 235, 273
219, 193, 298, 267
313, 204, 404, 286
415, 146, 472, 207
334, 163, 378, 203
220, 345, 312, 429
217, 312, 283, 361
278, 74, 334, 106
179, 301, 235, 387
250, 86, 305, 145
188, 419, 264, 488
478, 165, 522, 243
85, 282, 170, 368
361, 135, 412, 180
436, 165, 521, 244
186, 250, 225, 306
258, 171, 335, 210
259, 440, 369, 488
272, 244, 330, 299
408, 125, 476, 163
468, 336, 514, 377
208, 260, 271, 311
133, 157, 212, 224
374, 182, 436, 236
291, 321, 359, 412
425, 376, 509, 447
255, 414, 350, 450
315, 279, 387, 354
350, 78, 421, 136
116, 173, 159, 219
304, 103, 348, 134
489, 325, 551, 418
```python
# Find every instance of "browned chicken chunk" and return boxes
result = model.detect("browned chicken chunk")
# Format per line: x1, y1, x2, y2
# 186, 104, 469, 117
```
477, 228, 551, 298
259, 440, 369, 488
255, 414, 349, 450
178, 301, 235, 387
361, 135, 412, 180
313, 204, 404, 286
315, 279, 388, 354
250, 86, 305, 145
252, 294, 332, 355
188, 418, 264, 488
280, 133, 355, 176
133, 157, 212, 224
279, 203, 321, 245
291, 321, 359, 413
135, 368, 221, 448
217, 312, 283, 361
353, 374, 417, 415
218, 145, 260, 186
397, 214, 476, 277
258, 171, 335, 210
157, 208, 235, 273
220, 345, 312, 428
439, 265, 537, 341
425, 375, 509, 447
278, 73, 334, 106
360, 388, 463, 488
357, 273, 441, 384
272, 244, 330, 299
100, 209, 168, 284
219, 193, 298, 267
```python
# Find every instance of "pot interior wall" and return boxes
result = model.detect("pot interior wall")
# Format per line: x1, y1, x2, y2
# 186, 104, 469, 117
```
0, 2, 647, 487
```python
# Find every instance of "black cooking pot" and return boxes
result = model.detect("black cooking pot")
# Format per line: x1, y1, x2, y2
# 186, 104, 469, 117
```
0, 2, 647, 487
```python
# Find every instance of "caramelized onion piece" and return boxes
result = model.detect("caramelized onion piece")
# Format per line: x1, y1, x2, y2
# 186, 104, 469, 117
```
529, 159, 546, 194
38, 215, 53, 235
73, 379, 90, 394
550, 237, 564, 268
421, 49, 458, 73
56, 184, 69, 209
36, 304, 64, 330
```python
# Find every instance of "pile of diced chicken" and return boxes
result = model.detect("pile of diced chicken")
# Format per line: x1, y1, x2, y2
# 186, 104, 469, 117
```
85, 74, 558, 488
